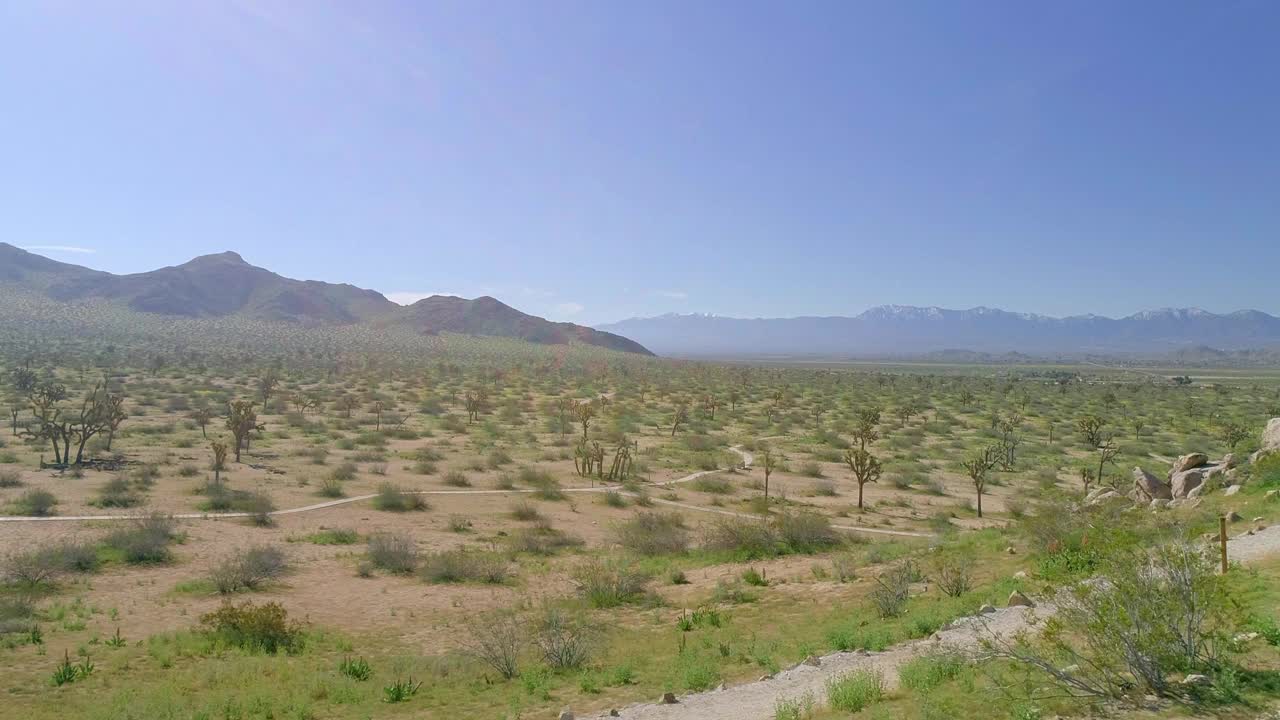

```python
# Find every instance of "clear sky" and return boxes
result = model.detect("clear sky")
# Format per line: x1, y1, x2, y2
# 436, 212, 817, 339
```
2, 1, 1278, 325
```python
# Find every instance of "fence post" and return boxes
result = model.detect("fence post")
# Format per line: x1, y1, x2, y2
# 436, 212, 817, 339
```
1219, 515, 1228, 574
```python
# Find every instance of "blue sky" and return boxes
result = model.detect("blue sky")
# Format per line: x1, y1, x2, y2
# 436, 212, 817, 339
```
2, 1, 1278, 325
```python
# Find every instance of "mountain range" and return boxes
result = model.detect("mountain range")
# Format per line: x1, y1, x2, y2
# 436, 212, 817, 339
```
0, 243, 652, 355
596, 307, 1280, 357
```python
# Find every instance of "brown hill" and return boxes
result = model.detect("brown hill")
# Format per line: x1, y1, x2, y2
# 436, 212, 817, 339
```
0, 243, 652, 355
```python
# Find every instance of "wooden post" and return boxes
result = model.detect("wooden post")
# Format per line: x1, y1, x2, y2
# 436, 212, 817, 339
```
1219, 516, 1229, 574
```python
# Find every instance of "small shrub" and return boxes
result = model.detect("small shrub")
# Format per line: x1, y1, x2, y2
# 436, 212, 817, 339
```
773, 511, 838, 553
201, 601, 303, 654
898, 651, 965, 693
419, 550, 508, 584
317, 477, 345, 498
443, 470, 471, 487
0, 469, 23, 488
932, 551, 974, 598
242, 492, 276, 527
12, 489, 56, 516
869, 562, 913, 618
105, 513, 180, 564
367, 532, 418, 574
447, 514, 472, 532
572, 559, 650, 608
533, 605, 594, 669
210, 545, 290, 594
742, 567, 768, 586
382, 677, 422, 703
826, 669, 884, 712
339, 656, 373, 681
702, 517, 779, 559
304, 528, 358, 545
510, 501, 543, 521
372, 483, 428, 512
614, 512, 689, 556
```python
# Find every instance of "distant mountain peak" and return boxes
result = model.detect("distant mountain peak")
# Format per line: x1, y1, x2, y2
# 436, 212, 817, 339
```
1, 246, 652, 355
597, 305, 1280, 357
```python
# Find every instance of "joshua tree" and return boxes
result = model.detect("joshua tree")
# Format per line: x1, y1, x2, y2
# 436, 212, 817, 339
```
574, 401, 596, 440
1076, 415, 1107, 447
22, 381, 120, 466
962, 446, 999, 519
607, 441, 633, 481
337, 395, 358, 418
1218, 422, 1248, 452
1131, 416, 1146, 441
211, 440, 229, 485
257, 370, 280, 410
851, 407, 881, 451
843, 447, 882, 510
102, 393, 127, 451
670, 402, 689, 437
464, 391, 488, 425
226, 401, 263, 463
1096, 437, 1119, 487
554, 397, 576, 436
7, 395, 21, 436
760, 446, 778, 503
189, 407, 214, 439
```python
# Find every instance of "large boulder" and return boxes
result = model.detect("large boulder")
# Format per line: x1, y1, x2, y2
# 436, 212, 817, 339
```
1171, 453, 1209, 474
1133, 467, 1172, 501
1264, 418, 1280, 451
1171, 468, 1206, 498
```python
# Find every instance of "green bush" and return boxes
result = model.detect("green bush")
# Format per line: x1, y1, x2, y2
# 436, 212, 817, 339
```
898, 651, 965, 693
200, 601, 304, 654
826, 669, 884, 712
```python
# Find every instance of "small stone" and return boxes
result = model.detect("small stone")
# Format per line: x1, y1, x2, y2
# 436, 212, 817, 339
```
979, 604, 997, 614
1235, 631, 1260, 643
1007, 590, 1035, 608
758, 674, 772, 681
660, 692, 678, 704
1061, 664, 1080, 675
1226, 511, 1243, 522
1181, 674, 1210, 686
1265, 489, 1279, 501
1013, 570, 1028, 579
1223, 485, 1241, 496
715, 683, 726, 691
558, 709, 575, 720
610, 710, 620, 717
802, 655, 821, 667
1257, 524, 1268, 533
1005, 546, 1016, 555
1252, 517, 1265, 523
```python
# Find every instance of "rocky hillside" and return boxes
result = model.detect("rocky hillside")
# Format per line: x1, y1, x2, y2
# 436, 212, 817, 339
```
0, 244, 652, 355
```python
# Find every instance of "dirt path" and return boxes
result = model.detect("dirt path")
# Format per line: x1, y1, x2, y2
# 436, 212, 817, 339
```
585, 599, 1056, 720
582, 523, 1280, 720
0, 444, 931, 538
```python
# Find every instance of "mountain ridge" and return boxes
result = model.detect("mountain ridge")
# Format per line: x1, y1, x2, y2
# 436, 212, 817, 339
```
0, 243, 652, 355
596, 306, 1280, 357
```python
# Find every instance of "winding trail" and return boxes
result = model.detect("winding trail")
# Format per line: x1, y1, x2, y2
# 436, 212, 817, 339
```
0, 443, 930, 538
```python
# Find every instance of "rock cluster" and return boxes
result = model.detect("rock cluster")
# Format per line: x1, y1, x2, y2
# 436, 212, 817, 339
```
1132, 450, 1241, 504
